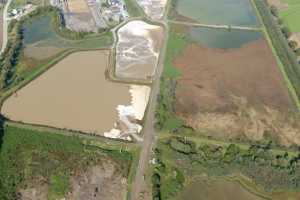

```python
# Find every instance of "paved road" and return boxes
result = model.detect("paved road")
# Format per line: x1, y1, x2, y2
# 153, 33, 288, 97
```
168, 19, 262, 31
1, 0, 12, 54
130, 20, 168, 200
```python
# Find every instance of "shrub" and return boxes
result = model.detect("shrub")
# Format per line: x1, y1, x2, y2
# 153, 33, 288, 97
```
281, 26, 292, 38
295, 48, 300, 56
169, 137, 196, 154
270, 5, 279, 17
289, 40, 298, 50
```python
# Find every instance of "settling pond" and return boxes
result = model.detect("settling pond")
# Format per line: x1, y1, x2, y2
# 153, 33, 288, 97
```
172, 0, 259, 27
1, 51, 150, 140
188, 27, 262, 48
23, 15, 112, 60
116, 20, 163, 80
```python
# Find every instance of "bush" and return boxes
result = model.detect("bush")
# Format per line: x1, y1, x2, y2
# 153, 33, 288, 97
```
295, 48, 300, 56
270, 5, 279, 17
289, 40, 298, 50
169, 137, 196, 154
281, 26, 292, 38
277, 18, 284, 25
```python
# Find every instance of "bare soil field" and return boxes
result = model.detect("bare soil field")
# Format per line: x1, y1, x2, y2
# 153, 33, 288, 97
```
267, 0, 289, 10
1, 50, 150, 140
116, 20, 164, 80
173, 39, 300, 145
19, 162, 127, 200
64, 0, 97, 32
24, 45, 62, 60
174, 40, 293, 113
67, 162, 127, 200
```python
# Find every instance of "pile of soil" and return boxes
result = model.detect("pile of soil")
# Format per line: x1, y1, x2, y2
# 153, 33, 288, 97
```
18, 162, 127, 200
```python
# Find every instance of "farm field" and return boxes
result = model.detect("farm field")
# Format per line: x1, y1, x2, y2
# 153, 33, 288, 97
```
168, 0, 259, 27
158, 23, 300, 146
0, 124, 134, 200
116, 20, 164, 80
62, 0, 97, 32
1, 51, 151, 140
279, 0, 300, 32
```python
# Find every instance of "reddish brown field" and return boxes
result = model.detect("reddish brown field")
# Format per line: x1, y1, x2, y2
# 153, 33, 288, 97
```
172, 39, 300, 145
174, 39, 294, 116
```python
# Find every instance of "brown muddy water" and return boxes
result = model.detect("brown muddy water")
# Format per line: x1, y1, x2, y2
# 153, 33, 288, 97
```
1, 50, 132, 134
179, 178, 264, 200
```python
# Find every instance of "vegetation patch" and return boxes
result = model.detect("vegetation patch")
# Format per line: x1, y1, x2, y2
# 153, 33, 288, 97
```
0, 124, 133, 200
152, 136, 300, 200
158, 22, 298, 146
279, 0, 300, 32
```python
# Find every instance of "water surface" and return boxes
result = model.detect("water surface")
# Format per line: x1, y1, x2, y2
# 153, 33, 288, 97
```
189, 27, 262, 48
175, 0, 259, 27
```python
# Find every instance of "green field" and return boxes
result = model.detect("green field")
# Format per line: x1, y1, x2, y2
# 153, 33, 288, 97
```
0, 124, 134, 200
123, 0, 145, 17
279, 0, 300, 32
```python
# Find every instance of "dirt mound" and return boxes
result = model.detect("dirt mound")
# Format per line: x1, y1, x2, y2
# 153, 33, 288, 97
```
67, 161, 127, 200
18, 184, 48, 200
17, 161, 127, 200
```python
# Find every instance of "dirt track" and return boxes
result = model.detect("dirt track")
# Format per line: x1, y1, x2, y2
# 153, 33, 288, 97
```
174, 39, 294, 116
0, 12, 3, 49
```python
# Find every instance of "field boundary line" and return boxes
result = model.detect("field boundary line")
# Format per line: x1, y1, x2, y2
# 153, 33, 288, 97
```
168, 19, 262, 31
251, 0, 300, 111
5, 120, 138, 147
159, 132, 299, 157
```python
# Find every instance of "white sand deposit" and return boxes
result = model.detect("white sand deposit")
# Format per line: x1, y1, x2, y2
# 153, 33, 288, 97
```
137, 0, 167, 20
116, 20, 163, 80
104, 85, 151, 140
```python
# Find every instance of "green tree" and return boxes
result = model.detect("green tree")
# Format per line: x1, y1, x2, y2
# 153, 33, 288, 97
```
270, 5, 279, 17
281, 26, 292, 38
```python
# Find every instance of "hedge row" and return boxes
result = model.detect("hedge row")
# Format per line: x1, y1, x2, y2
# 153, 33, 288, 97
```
254, 0, 300, 99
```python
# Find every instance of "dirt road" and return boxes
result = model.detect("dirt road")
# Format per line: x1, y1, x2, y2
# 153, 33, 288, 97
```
1, 0, 12, 53
130, 21, 168, 200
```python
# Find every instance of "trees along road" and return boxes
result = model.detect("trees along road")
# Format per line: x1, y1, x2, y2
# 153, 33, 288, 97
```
130, 17, 169, 200
1, 0, 12, 54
